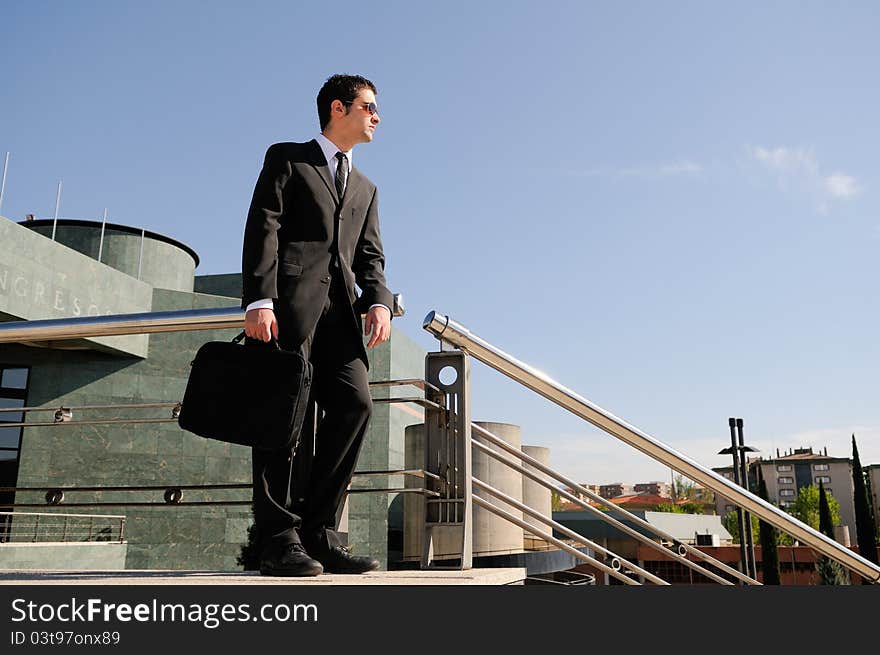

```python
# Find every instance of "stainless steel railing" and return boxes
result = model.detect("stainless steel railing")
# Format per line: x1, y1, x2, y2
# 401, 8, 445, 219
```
0, 511, 126, 543
471, 424, 752, 585
0, 297, 404, 343
422, 310, 880, 584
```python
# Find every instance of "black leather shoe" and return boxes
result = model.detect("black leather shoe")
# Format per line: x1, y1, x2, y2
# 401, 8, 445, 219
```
315, 546, 380, 574
260, 542, 324, 577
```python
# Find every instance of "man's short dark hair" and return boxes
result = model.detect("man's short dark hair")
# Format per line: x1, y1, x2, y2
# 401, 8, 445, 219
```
317, 74, 377, 131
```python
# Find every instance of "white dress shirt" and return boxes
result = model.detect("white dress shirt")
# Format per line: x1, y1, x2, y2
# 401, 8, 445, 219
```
245, 134, 391, 317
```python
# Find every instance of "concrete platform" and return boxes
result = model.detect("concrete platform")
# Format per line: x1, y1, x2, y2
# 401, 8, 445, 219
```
0, 568, 527, 585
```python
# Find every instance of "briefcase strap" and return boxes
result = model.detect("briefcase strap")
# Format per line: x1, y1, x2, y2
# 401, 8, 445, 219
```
260, 464, 300, 524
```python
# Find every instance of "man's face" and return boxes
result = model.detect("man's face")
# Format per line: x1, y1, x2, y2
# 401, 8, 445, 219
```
333, 87, 380, 145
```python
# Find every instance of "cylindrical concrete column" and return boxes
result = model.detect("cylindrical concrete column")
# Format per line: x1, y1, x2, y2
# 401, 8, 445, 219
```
472, 421, 524, 555
403, 421, 525, 561
521, 445, 552, 540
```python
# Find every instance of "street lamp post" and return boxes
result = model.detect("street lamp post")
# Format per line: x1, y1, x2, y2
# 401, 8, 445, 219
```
719, 417, 759, 582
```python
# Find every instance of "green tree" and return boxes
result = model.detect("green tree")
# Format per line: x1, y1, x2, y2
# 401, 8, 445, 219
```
656, 502, 684, 513
817, 481, 850, 585
851, 434, 879, 570
674, 475, 696, 501
551, 489, 565, 511
756, 475, 781, 584
788, 484, 840, 531
723, 510, 760, 544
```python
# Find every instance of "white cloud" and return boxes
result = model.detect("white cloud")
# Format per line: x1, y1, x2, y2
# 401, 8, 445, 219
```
825, 173, 860, 198
749, 145, 861, 209
752, 146, 819, 175
658, 160, 703, 175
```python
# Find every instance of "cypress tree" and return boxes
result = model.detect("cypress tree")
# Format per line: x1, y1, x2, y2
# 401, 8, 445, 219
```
756, 471, 781, 584
851, 434, 879, 572
817, 481, 849, 585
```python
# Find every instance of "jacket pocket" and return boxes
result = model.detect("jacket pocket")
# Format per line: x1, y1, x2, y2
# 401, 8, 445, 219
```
280, 262, 303, 277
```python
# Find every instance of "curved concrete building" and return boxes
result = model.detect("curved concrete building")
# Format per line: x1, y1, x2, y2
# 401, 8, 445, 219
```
21, 219, 199, 293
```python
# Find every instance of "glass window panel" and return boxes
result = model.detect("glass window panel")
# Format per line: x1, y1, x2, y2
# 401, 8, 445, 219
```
0, 449, 18, 462
0, 426, 21, 449
0, 398, 24, 424
1, 368, 28, 389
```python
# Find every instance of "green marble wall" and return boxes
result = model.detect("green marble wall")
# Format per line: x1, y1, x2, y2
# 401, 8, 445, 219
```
2, 218, 428, 570
346, 328, 426, 567
9, 288, 251, 571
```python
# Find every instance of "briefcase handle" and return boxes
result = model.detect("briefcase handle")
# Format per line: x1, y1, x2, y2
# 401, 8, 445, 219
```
233, 330, 281, 350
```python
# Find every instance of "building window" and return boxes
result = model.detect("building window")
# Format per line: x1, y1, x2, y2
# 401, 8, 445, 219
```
816, 476, 831, 484
778, 476, 794, 484
813, 464, 830, 471
779, 489, 796, 497
0, 366, 29, 526
777, 464, 792, 472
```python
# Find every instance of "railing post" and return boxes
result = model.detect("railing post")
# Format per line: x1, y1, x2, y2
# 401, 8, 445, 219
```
62, 516, 68, 542
32, 515, 39, 542
422, 350, 472, 569
119, 517, 126, 543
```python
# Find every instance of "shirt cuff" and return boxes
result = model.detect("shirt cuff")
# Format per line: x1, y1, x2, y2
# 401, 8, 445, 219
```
245, 299, 274, 313
369, 303, 391, 316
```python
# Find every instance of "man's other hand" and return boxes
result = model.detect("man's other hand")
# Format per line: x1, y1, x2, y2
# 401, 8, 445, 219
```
245, 308, 278, 342
364, 305, 391, 348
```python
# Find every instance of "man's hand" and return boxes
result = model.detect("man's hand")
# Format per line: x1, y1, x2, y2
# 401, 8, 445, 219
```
245, 308, 278, 342
364, 305, 391, 348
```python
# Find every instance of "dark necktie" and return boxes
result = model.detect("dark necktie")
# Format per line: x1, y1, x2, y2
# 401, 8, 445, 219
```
334, 151, 348, 198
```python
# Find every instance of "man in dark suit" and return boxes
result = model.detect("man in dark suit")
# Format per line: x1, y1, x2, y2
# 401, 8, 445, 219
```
241, 74, 393, 576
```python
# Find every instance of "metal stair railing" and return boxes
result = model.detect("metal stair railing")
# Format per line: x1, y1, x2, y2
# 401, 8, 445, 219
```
422, 310, 880, 585
471, 425, 750, 585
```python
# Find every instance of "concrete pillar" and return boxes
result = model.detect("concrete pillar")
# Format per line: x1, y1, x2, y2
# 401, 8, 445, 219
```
402, 421, 525, 561
521, 445, 552, 540
472, 422, 524, 555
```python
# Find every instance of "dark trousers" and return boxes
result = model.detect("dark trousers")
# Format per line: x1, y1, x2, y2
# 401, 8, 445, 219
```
251, 273, 372, 554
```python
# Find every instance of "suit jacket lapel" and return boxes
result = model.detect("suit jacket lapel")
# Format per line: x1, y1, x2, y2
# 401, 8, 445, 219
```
306, 139, 339, 204
340, 167, 364, 212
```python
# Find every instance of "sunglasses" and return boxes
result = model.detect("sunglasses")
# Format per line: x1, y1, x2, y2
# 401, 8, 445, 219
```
342, 100, 378, 116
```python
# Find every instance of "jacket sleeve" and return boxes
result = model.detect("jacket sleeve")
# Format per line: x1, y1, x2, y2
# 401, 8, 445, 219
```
240, 144, 291, 309
352, 187, 394, 314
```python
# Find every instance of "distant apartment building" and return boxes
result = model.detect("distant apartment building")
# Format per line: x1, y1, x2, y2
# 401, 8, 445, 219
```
564, 483, 600, 501
713, 447, 856, 539
635, 481, 672, 498
600, 483, 633, 499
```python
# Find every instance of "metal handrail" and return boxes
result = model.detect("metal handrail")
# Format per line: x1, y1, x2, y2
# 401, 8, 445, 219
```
0, 297, 404, 343
472, 477, 669, 585
423, 310, 880, 584
472, 426, 750, 585
0, 511, 126, 544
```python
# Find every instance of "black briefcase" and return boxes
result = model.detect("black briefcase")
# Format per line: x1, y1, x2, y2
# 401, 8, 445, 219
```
178, 331, 312, 452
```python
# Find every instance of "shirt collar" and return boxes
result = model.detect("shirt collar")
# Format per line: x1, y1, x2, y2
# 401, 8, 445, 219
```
316, 133, 352, 171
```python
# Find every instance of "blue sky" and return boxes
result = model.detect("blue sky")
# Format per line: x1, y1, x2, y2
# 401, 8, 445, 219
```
2, 1, 878, 484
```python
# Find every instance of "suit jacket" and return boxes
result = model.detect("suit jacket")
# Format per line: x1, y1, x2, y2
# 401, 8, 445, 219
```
241, 140, 393, 356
